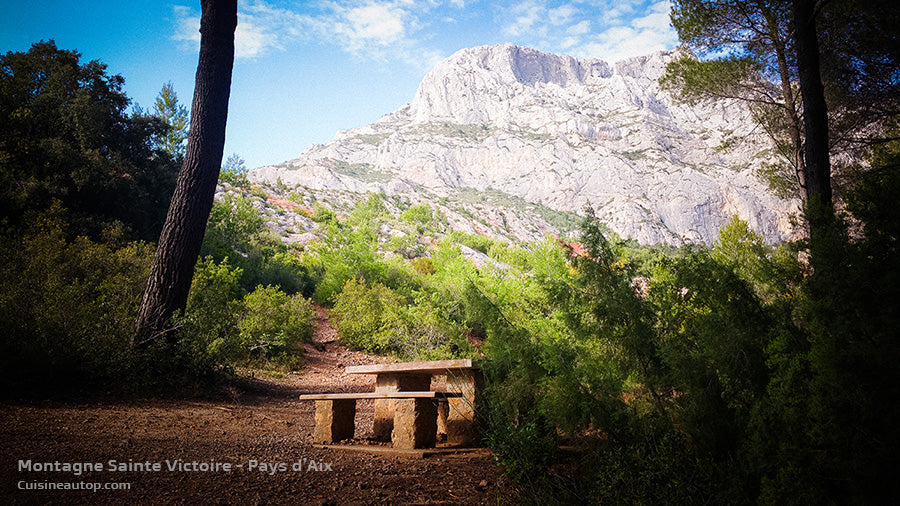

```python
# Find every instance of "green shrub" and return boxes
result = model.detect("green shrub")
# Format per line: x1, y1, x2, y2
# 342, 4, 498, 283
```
346, 192, 387, 228
331, 277, 406, 353
220, 153, 250, 187
485, 410, 558, 484
443, 230, 495, 254
0, 204, 154, 390
310, 203, 336, 224
331, 277, 465, 359
308, 223, 387, 304
584, 429, 739, 504
400, 202, 445, 233
180, 256, 245, 362
202, 194, 264, 259
238, 285, 314, 360
400, 202, 433, 224
254, 251, 319, 297
410, 256, 435, 275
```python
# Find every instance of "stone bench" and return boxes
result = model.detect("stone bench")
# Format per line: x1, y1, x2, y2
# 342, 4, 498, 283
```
300, 391, 462, 450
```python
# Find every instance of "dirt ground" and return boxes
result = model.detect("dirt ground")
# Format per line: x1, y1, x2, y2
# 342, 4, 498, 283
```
0, 308, 504, 505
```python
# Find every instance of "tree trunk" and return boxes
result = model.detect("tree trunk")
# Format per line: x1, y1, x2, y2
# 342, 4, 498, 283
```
793, 0, 837, 278
135, 0, 237, 346
793, 0, 832, 208
763, 4, 807, 194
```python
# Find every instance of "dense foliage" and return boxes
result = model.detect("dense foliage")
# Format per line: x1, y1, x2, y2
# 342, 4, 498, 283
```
0, 43, 316, 391
0, 41, 178, 241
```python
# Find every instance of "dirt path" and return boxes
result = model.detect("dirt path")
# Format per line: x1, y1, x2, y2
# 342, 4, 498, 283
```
0, 307, 503, 504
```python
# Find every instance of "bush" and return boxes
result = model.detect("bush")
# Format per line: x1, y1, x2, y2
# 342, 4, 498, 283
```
331, 277, 406, 354
584, 429, 741, 504
331, 277, 467, 359
310, 203, 336, 224
0, 204, 154, 391
485, 410, 558, 484
202, 194, 264, 260
410, 256, 435, 275
180, 256, 245, 362
238, 285, 314, 361
308, 223, 387, 304
254, 251, 318, 297
220, 153, 249, 187
400, 203, 434, 226
444, 230, 495, 254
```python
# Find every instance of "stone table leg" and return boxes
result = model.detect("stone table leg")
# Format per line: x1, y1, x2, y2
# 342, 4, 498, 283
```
373, 373, 431, 441
313, 399, 356, 443
436, 400, 449, 441
446, 369, 483, 446
391, 398, 438, 450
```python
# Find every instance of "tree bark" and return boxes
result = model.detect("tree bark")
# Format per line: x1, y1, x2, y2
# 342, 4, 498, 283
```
135, 0, 237, 346
764, 7, 806, 194
793, 0, 832, 208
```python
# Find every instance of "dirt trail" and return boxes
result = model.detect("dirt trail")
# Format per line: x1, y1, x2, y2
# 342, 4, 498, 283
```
0, 307, 502, 505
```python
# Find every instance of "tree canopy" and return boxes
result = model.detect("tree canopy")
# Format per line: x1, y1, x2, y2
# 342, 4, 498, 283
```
663, 0, 900, 205
0, 40, 178, 240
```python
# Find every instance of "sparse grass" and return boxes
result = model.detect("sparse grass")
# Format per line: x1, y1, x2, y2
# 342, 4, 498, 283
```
350, 132, 392, 145
620, 148, 649, 161
330, 160, 393, 183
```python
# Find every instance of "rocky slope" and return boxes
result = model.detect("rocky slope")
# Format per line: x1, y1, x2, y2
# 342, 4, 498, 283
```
251, 44, 800, 245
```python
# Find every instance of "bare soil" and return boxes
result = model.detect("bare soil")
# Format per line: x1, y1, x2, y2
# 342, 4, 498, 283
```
0, 307, 504, 504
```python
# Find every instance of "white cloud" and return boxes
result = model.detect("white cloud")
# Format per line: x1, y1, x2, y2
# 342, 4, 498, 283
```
503, 1, 543, 37
568, 20, 591, 35
548, 5, 578, 26
572, 0, 677, 62
172, 1, 295, 59
631, 0, 670, 29
171, 0, 677, 70
171, 0, 463, 70
559, 36, 580, 49
496, 0, 675, 62
333, 3, 409, 48
171, 6, 200, 46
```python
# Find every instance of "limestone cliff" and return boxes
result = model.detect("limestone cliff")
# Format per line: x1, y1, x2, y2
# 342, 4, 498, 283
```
251, 44, 799, 245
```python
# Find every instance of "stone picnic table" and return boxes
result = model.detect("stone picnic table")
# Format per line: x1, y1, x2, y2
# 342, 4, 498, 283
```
300, 359, 482, 450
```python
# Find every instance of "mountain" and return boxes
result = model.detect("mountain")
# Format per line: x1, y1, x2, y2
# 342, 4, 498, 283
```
250, 43, 799, 246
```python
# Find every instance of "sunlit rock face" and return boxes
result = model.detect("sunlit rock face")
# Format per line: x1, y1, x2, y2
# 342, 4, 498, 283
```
251, 44, 799, 245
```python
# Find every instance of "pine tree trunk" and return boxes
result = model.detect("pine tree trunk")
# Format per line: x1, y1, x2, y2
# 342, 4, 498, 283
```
135, 0, 237, 346
764, 6, 807, 194
793, 0, 832, 208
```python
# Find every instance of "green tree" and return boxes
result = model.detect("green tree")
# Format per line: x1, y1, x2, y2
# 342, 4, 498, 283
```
153, 81, 189, 161
220, 152, 248, 186
0, 40, 178, 240
664, 1, 805, 196
665, 0, 900, 212
791, 0, 837, 262
0, 203, 155, 387
331, 277, 407, 354
181, 256, 245, 361
201, 194, 264, 259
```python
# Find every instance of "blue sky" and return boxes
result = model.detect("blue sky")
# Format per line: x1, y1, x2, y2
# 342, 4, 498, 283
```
2, 0, 678, 169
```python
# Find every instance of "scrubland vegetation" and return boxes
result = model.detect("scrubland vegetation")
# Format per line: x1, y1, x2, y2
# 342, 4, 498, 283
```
3, 40, 898, 503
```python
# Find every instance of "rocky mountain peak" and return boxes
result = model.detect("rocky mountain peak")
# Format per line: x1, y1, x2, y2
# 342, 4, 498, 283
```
406, 44, 673, 129
251, 44, 800, 246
